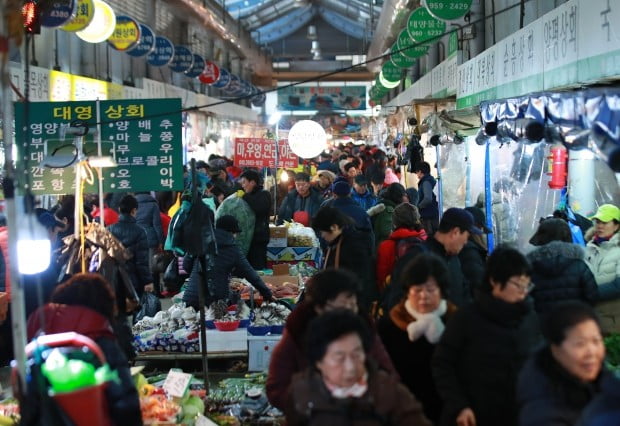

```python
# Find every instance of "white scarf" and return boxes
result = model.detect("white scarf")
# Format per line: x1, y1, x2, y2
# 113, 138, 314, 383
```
405, 299, 447, 344
324, 372, 369, 399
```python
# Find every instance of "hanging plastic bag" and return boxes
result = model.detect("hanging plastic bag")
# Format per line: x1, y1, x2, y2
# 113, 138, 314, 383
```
134, 292, 161, 322
215, 191, 255, 255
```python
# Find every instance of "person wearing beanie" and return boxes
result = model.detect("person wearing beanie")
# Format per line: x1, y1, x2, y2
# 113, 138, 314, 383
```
376, 203, 427, 292
314, 170, 336, 199
322, 178, 375, 252
182, 214, 272, 309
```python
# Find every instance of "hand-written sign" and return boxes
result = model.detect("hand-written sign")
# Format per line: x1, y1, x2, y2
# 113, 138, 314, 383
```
162, 369, 192, 398
14, 98, 183, 194
234, 138, 299, 169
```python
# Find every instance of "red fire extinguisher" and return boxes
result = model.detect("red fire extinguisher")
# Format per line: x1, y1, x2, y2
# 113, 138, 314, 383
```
548, 144, 568, 189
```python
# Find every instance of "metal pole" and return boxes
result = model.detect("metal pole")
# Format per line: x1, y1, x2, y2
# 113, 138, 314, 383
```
273, 122, 279, 219
96, 100, 105, 227
1, 0, 27, 385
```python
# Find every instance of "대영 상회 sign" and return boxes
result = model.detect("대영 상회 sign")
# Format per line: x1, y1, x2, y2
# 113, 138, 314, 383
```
14, 98, 183, 194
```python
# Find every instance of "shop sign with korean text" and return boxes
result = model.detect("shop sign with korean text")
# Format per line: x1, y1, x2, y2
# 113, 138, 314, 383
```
14, 98, 183, 194
277, 86, 366, 111
234, 138, 298, 169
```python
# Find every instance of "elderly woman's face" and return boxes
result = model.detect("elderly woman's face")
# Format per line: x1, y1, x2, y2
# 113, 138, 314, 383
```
551, 319, 605, 383
594, 219, 620, 239
407, 277, 441, 313
316, 332, 366, 388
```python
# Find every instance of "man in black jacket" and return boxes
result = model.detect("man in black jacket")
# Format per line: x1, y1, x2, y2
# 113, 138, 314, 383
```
239, 170, 272, 270
183, 215, 273, 308
387, 208, 480, 309
108, 195, 154, 304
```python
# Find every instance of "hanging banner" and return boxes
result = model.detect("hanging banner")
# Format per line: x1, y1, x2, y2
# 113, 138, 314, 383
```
168, 46, 194, 73
277, 86, 366, 111
126, 24, 155, 57
423, 0, 473, 21
212, 68, 231, 89
185, 54, 205, 78
107, 15, 141, 51
407, 7, 446, 44
40, 0, 76, 28
147, 36, 174, 67
61, 0, 94, 32
234, 138, 298, 169
14, 98, 184, 194
198, 61, 220, 84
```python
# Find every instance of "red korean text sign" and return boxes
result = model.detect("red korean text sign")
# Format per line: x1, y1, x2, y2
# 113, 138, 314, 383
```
234, 138, 298, 169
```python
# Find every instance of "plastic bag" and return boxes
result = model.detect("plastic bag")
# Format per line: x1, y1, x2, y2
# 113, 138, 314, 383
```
163, 258, 183, 292
287, 224, 318, 247
135, 292, 161, 322
215, 193, 255, 255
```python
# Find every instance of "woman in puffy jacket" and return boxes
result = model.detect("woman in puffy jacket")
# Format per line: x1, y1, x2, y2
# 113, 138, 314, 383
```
584, 204, 620, 334
527, 218, 598, 314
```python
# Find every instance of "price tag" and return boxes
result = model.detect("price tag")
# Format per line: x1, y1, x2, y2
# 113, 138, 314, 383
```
162, 369, 192, 398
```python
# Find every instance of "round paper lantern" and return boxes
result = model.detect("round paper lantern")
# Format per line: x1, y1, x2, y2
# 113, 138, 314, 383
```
76, 0, 115, 44
287, 120, 327, 159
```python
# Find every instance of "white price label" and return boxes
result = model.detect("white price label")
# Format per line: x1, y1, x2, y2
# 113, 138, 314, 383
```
162, 369, 192, 398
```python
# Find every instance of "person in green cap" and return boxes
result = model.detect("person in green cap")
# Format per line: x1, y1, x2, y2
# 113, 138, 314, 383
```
584, 203, 620, 334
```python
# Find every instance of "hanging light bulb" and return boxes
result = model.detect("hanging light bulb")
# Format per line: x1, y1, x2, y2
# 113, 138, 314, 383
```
17, 211, 51, 275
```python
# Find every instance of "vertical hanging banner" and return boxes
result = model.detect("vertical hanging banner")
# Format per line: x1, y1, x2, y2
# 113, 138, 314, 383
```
14, 98, 183, 194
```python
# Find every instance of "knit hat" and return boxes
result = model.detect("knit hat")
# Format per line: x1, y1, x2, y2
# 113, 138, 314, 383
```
384, 168, 400, 185
317, 170, 336, 183
332, 180, 351, 197
393, 203, 421, 229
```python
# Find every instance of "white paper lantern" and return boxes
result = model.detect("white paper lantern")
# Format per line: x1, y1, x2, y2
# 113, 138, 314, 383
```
76, 0, 116, 43
287, 120, 327, 159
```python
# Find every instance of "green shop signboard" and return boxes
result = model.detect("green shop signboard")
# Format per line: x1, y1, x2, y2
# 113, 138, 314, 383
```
423, 0, 473, 21
390, 44, 416, 69
407, 7, 446, 44
381, 61, 403, 82
14, 98, 183, 195
397, 29, 430, 59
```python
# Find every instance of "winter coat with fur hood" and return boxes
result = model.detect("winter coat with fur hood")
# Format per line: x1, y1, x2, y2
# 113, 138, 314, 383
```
527, 241, 598, 314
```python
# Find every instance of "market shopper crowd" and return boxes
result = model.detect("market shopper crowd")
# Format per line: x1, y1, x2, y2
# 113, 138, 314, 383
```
0, 145, 619, 425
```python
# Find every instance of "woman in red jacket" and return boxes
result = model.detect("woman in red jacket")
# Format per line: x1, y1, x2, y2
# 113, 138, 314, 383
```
376, 202, 427, 292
